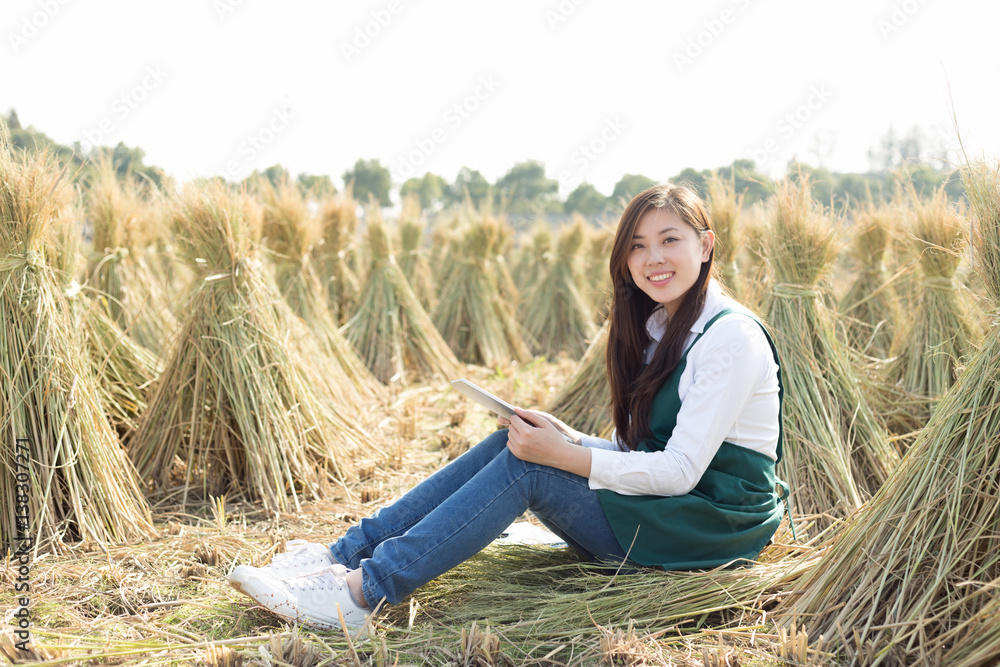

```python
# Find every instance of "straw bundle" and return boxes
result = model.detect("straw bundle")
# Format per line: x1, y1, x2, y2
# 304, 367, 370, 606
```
491, 219, 519, 303
585, 223, 613, 321
342, 208, 459, 385
522, 218, 598, 359
397, 195, 436, 311
0, 135, 153, 550
545, 319, 612, 438
315, 192, 360, 324
259, 179, 378, 404
45, 200, 162, 438
763, 179, 898, 526
85, 160, 177, 353
131, 182, 365, 512
885, 186, 978, 429
777, 161, 1000, 665
513, 222, 553, 294
433, 214, 531, 367
736, 202, 770, 314
838, 205, 899, 358
706, 172, 744, 296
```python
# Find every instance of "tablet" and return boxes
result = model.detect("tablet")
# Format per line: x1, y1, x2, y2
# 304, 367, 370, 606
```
450, 379, 516, 418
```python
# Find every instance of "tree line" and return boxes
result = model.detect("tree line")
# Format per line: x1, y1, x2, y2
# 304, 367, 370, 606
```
4, 109, 965, 221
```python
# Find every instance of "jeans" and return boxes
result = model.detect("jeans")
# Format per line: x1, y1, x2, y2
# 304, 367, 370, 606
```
329, 428, 629, 606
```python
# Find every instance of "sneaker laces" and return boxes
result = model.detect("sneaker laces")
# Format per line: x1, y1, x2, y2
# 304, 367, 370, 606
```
269, 541, 336, 576
286, 564, 351, 594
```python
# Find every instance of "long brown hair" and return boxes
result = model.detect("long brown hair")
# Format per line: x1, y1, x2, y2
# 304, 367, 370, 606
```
606, 184, 715, 451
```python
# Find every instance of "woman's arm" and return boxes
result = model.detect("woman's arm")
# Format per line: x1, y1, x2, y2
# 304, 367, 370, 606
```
588, 317, 778, 496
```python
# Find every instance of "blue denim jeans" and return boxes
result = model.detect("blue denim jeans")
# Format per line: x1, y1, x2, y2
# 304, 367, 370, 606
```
329, 429, 628, 606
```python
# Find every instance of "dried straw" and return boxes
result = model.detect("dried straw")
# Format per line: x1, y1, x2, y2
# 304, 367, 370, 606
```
0, 132, 153, 550
405, 542, 819, 659
585, 223, 614, 321
545, 319, 613, 438
397, 195, 437, 311
342, 207, 459, 385
315, 191, 360, 325
433, 213, 531, 367
838, 204, 900, 358
706, 172, 744, 296
48, 199, 162, 437
763, 179, 898, 527
259, 179, 379, 404
85, 158, 178, 353
885, 185, 979, 429
522, 217, 598, 359
131, 182, 365, 512
777, 161, 1000, 666
512, 221, 553, 294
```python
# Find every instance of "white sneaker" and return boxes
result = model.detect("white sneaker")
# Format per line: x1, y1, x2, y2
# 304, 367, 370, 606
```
239, 564, 371, 631
228, 540, 337, 594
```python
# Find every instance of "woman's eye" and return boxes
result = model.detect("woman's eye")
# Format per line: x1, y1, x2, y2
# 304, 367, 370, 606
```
630, 243, 643, 251
664, 237, 679, 244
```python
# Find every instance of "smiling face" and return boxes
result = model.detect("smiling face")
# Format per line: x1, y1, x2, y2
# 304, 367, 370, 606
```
626, 207, 715, 318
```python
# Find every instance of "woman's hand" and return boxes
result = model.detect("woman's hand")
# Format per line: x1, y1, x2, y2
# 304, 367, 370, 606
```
499, 409, 583, 445
505, 408, 592, 477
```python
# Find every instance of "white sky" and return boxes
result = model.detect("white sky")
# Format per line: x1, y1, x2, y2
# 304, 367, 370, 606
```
3, 0, 998, 197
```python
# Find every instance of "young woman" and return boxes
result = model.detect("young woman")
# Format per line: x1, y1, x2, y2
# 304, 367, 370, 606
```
229, 183, 788, 631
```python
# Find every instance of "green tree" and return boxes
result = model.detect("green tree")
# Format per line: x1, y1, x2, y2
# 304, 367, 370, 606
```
564, 182, 609, 217
447, 167, 491, 208
343, 158, 392, 207
719, 159, 772, 204
297, 173, 336, 197
672, 167, 708, 196
401, 172, 447, 210
495, 160, 558, 214
610, 173, 657, 206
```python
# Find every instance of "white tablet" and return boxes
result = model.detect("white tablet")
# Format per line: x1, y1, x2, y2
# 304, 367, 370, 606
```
450, 379, 516, 418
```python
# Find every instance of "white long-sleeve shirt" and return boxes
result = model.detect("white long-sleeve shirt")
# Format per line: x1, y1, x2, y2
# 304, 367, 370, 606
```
582, 280, 781, 497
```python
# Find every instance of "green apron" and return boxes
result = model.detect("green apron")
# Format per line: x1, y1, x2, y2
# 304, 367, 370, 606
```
597, 308, 789, 570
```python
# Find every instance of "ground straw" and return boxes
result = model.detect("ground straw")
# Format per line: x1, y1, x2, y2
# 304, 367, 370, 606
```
777, 161, 1000, 665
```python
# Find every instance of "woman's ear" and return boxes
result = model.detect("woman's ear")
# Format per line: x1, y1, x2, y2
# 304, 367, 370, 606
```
701, 230, 716, 262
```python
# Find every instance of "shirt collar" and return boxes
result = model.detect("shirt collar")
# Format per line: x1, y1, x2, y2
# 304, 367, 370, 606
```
644, 279, 725, 342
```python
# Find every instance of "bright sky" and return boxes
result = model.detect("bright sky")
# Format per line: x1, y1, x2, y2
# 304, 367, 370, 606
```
3, 0, 998, 197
